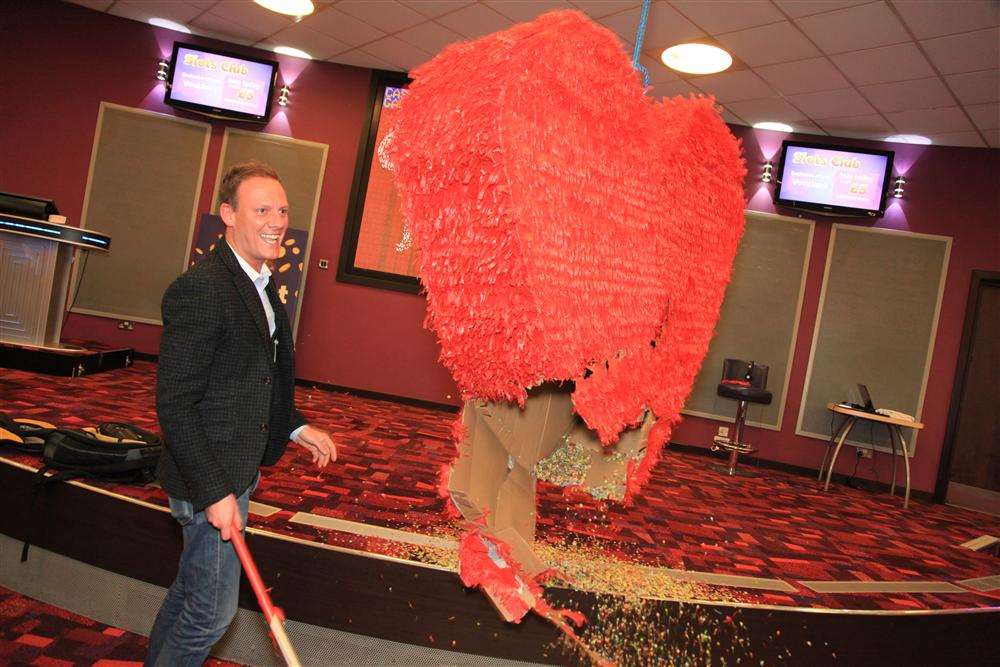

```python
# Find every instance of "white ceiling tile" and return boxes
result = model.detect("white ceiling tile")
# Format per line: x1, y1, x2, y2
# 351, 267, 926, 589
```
335, 0, 426, 34
396, 19, 465, 55
601, 1, 704, 49
402, 0, 475, 18
754, 57, 850, 94
965, 103, 1000, 130
985, 128, 1000, 148
650, 79, 701, 98
304, 7, 387, 46
795, 2, 909, 54
212, 1, 293, 35
715, 21, 821, 66
924, 130, 987, 148
771, 1, 871, 18
329, 48, 401, 71
192, 12, 272, 42
944, 70, 1000, 105
687, 69, 775, 103
787, 86, 875, 119
725, 96, 809, 123
789, 119, 828, 135
718, 107, 746, 125
265, 23, 350, 60
435, 3, 513, 39
831, 42, 935, 86
816, 113, 893, 135
921, 27, 1000, 75
65, 0, 114, 10
570, 1, 641, 19
670, 1, 784, 35
108, 0, 206, 25
639, 53, 678, 82
484, 0, 574, 23
859, 76, 956, 114
884, 106, 975, 134
362, 35, 434, 70
893, 0, 999, 40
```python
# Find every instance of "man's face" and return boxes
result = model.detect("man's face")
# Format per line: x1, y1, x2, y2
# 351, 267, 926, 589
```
220, 176, 289, 271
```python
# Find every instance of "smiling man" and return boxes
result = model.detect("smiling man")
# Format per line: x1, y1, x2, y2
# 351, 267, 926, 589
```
146, 162, 336, 666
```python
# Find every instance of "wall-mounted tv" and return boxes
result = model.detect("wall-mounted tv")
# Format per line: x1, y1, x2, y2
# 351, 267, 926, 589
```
774, 141, 895, 218
164, 42, 278, 123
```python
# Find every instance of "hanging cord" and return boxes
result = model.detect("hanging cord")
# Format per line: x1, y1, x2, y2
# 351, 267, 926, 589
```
631, 0, 652, 87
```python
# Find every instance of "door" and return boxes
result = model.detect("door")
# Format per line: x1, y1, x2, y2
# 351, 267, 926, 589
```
936, 271, 1000, 515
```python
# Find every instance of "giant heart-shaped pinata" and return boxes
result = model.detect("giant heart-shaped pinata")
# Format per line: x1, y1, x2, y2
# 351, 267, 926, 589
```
388, 10, 746, 492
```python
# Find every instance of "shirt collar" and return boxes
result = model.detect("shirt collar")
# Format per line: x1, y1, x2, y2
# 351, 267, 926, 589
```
227, 240, 272, 285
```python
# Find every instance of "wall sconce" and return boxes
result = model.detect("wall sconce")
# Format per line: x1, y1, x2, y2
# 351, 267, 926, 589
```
278, 85, 290, 107
761, 160, 773, 183
156, 59, 170, 81
892, 176, 905, 199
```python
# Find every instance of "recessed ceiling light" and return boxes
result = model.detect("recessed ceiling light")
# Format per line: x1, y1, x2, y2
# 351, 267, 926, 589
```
753, 122, 794, 133
254, 0, 315, 17
661, 43, 732, 75
884, 134, 932, 145
148, 17, 191, 34
273, 46, 313, 60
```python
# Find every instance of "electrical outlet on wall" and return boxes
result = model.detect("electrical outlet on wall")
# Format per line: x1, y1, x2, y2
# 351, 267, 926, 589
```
856, 447, 872, 459
117, 320, 134, 331
717, 426, 729, 438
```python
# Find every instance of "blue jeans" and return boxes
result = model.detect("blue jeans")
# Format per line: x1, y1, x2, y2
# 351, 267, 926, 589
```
145, 474, 257, 667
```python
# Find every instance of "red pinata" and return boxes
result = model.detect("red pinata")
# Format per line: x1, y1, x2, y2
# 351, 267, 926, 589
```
387, 11, 746, 480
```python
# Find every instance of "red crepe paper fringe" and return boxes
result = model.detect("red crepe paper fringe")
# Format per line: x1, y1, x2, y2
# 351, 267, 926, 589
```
390, 10, 745, 494
458, 529, 591, 652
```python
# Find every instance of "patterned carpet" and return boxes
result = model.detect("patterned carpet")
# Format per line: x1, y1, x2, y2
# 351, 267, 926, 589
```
0, 585, 241, 667
1, 361, 998, 612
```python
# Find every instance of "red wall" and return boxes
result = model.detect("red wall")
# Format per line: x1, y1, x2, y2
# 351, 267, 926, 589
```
671, 126, 1000, 493
3, 1, 998, 491
1, 0, 458, 405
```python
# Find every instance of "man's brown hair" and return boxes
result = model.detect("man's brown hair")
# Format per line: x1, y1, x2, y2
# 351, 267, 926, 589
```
218, 161, 282, 209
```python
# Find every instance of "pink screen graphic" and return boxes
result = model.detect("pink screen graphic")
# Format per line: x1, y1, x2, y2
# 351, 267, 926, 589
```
171, 47, 273, 117
780, 146, 889, 211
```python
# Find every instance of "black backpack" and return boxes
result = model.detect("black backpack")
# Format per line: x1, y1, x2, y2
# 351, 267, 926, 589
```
0, 413, 56, 454
41, 424, 162, 483
21, 423, 163, 561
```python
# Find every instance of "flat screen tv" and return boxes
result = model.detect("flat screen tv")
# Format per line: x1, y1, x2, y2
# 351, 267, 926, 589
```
774, 141, 894, 218
164, 42, 278, 123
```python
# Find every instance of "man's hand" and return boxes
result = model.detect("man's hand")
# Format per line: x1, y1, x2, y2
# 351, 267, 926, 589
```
205, 493, 240, 541
294, 425, 337, 468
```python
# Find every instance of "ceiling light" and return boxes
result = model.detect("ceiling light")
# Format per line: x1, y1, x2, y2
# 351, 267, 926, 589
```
661, 43, 732, 75
884, 134, 932, 145
254, 0, 315, 17
148, 17, 191, 34
273, 46, 313, 60
753, 122, 794, 133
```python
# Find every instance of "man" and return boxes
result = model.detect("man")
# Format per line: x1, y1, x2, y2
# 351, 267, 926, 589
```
146, 162, 336, 666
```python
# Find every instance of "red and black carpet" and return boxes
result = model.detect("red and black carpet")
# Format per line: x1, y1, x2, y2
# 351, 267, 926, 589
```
0, 585, 241, 667
1, 361, 998, 613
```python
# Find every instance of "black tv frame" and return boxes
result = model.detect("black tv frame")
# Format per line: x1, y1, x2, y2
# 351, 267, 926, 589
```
774, 140, 895, 218
164, 41, 278, 124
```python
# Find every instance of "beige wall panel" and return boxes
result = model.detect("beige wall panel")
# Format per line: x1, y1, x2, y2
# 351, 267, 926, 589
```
796, 225, 951, 454
683, 212, 814, 430
72, 103, 209, 324
212, 129, 328, 337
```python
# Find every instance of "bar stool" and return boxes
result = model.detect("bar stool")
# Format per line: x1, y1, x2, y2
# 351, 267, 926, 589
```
712, 359, 771, 476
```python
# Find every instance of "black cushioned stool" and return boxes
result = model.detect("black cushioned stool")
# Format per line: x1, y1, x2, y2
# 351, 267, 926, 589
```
712, 359, 771, 476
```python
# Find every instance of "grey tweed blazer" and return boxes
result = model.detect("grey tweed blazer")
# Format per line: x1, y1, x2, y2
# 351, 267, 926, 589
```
155, 241, 306, 511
